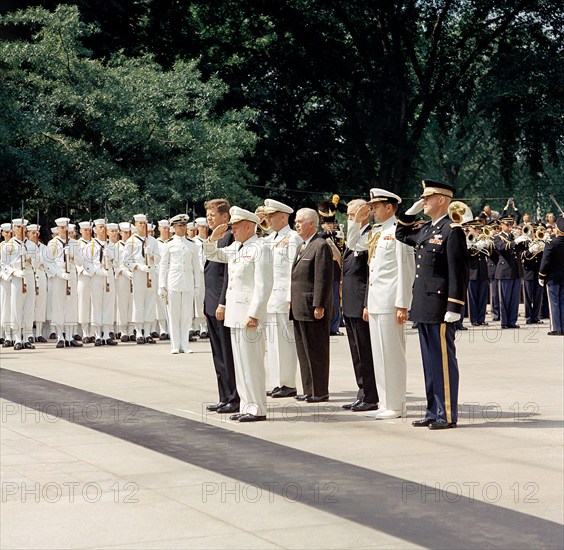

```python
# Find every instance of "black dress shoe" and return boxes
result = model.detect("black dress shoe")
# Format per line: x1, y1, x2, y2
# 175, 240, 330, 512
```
136, 337, 146, 344
121, 335, 130, 342
145, 336, 156, 344
150, 331, 159, 339
35, 336, 48, 343
238, 414, 267, 422
330, 331, 344, 336
547, 330, 563, 336
266, 386, 280, 397
229, 413, 244, 421
471, 322, 480, 326
199, 331, 208, 339
294, 394, 311, 401
129, 335, 137, 342
64, 340, 70, 347
206, 402, 227, 412
2, 340, 13, 347
69, 339, 83, 347
23, 342, 35, 349
428, 421, 457, 430
217, 403, 240, 414
106, 338, 118, 346
189, 332, 197, 342
508, 324, 520, 329
479, 322, 489, 326
73, 334, 82, 341
14, 342, 23, 350
49, 333, 57, 340
271, 386, 297, 398
159, 333, 167, 340
456, 325, 468, 331
306, 395, 329, 403
0, 338, 3, 345
95, 338, 102, 346
56, 340, 65, 349
351, 402, 378, 412
342, 399, 362, 410
412, 418, 435, 427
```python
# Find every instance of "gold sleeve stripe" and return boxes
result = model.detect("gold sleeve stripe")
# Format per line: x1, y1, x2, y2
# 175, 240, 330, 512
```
440, 323, 452, 424
448, 297, 465, 305
397, 219, 415, 226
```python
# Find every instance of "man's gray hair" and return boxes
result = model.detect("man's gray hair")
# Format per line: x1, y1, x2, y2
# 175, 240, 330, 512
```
347, 198, 367, 212
296, 208, 319, 225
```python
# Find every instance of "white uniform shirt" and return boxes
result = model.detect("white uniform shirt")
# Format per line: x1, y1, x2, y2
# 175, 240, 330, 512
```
159, 236, 201, 293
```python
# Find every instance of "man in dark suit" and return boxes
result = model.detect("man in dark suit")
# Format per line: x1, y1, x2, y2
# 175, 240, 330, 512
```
539, 216, 564, 335
340, 199, 378, 412
396, 179, 469, 430
290, 208, 333, 403
203, 198, 239, 414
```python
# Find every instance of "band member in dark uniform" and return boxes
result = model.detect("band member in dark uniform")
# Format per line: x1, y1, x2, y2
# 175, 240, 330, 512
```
465, 223, 491, 326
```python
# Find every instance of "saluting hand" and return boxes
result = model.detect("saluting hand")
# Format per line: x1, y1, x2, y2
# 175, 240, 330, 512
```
354, 203, 371, 223
210, 224, 228, 242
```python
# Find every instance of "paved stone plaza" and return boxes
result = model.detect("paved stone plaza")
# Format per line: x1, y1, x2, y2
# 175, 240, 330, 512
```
1, 313, 563, 549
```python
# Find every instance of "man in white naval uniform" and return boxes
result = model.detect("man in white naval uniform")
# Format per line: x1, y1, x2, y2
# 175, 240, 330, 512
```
347, 188, 415, 419
192, 217, 209, 339
115, 222, 134, 342
262, 198, 301, 398
26, 224, 49, 342
155, 219, 171, 340
82, 219, 118, 346
158, 214, 201, 354
76, 221, 93, 343
1, 218, 37, 350
1, 223, 14, 346
46, 226, 58, 339
205, 207, 274, 422
123, 214, 160, 344
45, 217, 83, 348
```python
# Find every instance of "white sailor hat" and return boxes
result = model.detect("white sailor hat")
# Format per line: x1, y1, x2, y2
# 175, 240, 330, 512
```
55, 217, 70, 227
369, 188, 402, 204
106, 223, 119, 231
147, 223, 155, 231
68, 224, 76, 232
93, 218, 106, 226
229, 206, 260, 225
11, 218, 29, 227
119, 222, 132, 232
133, 214, 147, 223
78, 221, 92, 229
158, 219, 170, 228
186, 222, 195, 229
170, 213, 190, 225
50, 227, 58, 234
263, 199, 294, 214
1, 223, 12, 232
195, 217, 208, 226
27, 224, 40, 231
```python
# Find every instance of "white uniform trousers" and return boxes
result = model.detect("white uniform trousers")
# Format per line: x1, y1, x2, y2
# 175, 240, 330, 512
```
368, 312, 407, 413
34, 269, 47, 323
0, 278, 11, 340
154, 271, 168, 334
10, 274, 36, 343
131, 270, 156, 332
193, 281, 206, 332
115, 274, 132, 335
90, 274, 116, 339
77, 274, 92, 336
50, 274, 78, 338
265, 312, 297, 388
230, 326, 267, 417
167, 290, 194, 352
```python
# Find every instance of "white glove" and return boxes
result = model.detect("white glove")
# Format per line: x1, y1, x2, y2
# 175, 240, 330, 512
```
528, 242, 541, 254
125, 270, 133, 280
137, 264, 150, 273
405, 199, 425, 216
158, 287, 167, 299
444, 311, 461, 323
514, 235, 529, 244
96, 268, 108, 277
474, 240, 488, 250
58, 272, 70, 281
538, 279, 545, 287
13, 269, 25, 279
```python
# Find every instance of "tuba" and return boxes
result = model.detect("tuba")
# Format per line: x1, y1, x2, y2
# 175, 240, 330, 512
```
448, 201, 473, 224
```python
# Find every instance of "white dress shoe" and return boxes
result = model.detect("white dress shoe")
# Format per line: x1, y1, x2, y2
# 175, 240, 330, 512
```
171, 349, 180, 354
368, 409, 402, 419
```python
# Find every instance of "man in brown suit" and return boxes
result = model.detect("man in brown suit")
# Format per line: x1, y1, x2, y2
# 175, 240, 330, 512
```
290, 208, 334, 402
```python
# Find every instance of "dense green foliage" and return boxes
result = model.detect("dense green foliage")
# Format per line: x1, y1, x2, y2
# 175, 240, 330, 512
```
1, 1, 562, 225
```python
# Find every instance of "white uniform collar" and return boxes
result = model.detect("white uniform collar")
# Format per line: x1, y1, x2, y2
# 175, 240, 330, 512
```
380, 215, 397, 231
